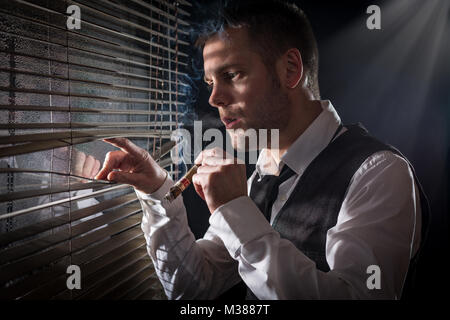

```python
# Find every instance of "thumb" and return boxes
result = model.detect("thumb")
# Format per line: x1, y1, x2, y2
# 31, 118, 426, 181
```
107, 170, 140, 187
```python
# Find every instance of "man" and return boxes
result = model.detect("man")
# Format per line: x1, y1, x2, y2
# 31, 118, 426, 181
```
95, 0, 428, 299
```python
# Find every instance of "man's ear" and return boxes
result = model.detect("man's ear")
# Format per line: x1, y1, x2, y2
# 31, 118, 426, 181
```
285, 48, 303, 89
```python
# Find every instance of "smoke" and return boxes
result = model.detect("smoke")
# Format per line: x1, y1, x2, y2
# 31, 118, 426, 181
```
168, 0, 239, 172
173, 0, 237, 129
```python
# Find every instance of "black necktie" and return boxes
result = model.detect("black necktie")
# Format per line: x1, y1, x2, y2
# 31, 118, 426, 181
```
250, 164, 296, 222
249, 124, 344, 222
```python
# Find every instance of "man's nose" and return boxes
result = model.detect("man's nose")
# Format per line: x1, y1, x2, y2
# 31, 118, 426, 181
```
208, 84, 229, 108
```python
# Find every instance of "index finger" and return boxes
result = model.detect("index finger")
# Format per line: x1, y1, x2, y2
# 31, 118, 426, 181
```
103, 138, 144, 158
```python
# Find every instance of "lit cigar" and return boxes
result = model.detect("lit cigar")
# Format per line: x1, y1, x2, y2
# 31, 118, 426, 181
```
164, 164, 199, 202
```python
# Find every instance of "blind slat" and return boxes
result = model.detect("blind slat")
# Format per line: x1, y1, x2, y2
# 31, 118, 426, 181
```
72, 204, 141, 239
0, 136, 173, 159
0, 181, 116, 203
0, 214, 141, 283
0, 28, 188, 71
0, 129, 173, 145
71, 225, 142, 266
136, 0, 191, 17
14, 0, 190, 39
0, 12, 188, 67
0, 241, 70, 284
154, 140, 177, 160
0, 68, 188, 95
71, 215, 142, 252
0, 86, 187, 105
0, 185, 131, 221
15, 0, 190, 54
0, 228, 144, 299
55, 238, 148, 299
0, 192, 137, 246
0, 256, 70, 299
0, 105, 175, 115
25, 246, 149, 300
0, 49, 189, 78
120, 277, 158, 300
101, 266, 157, 300
0, 168, 110, 182
1, 226, 72, 266
0, 122, 177, 129
77, 256, 150, 300
158, 157, 174, 169
135, 287, 157, 300
121, 0, 191, 25
79, 237, 146, 278
177, 0, 192, 7
0, 203, 141, 264
8, 236, 148, 300
1, 0, 188, 300
70, 0, 190, 42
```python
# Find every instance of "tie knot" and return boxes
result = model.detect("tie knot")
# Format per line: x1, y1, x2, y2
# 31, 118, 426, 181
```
250, 164, 296, 222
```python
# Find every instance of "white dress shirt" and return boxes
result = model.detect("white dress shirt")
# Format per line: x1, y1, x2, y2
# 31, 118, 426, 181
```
136, 100, 422, 300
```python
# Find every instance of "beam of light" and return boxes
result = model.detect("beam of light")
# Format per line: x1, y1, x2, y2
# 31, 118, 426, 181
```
320, 0, 449, 198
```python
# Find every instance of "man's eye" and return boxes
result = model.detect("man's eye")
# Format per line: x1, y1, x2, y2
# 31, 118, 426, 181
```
206, 83, 213, 92
225, 72, 239, 80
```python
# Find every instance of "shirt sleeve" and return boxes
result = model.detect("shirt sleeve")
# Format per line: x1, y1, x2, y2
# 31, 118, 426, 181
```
136, 174, 240, 300
211, 150, 421, 299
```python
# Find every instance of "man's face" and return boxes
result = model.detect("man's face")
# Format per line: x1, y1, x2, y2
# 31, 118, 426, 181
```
203, 27, 289, 149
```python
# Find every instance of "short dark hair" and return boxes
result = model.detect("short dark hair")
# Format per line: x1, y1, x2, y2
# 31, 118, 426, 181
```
195, 0, 320, 99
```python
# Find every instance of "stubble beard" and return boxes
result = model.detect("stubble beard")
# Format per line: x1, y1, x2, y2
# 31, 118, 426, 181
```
228, 74, 290, 151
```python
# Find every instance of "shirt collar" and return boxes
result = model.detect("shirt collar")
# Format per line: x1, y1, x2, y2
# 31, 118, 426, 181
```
255, 100, 342, 177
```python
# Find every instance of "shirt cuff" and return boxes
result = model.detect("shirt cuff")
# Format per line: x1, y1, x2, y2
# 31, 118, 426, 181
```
209, 196, 274, 258
134, 171, 174, 201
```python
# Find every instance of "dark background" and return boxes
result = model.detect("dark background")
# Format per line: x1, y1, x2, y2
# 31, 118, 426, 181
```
180, 0, 449, 299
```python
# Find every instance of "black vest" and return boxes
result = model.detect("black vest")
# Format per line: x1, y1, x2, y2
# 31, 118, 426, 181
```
217, 123, 430, 300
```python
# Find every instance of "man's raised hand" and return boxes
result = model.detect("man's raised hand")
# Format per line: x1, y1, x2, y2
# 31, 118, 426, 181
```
192, 147, 247, 214
95, 138, 167, 194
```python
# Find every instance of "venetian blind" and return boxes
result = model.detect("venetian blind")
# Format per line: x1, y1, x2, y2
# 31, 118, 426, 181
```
0, 0, 191, 300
